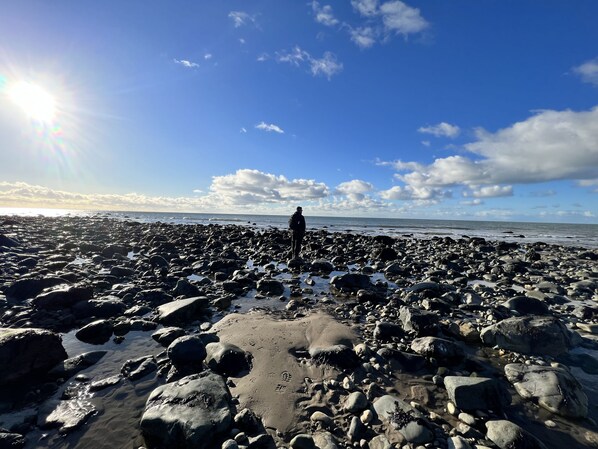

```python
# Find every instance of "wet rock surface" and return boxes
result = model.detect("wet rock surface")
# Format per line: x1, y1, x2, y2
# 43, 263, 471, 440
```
0, 215, 597, 449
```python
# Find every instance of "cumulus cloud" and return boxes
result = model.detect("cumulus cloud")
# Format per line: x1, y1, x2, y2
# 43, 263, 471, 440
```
276, 46, 343, 79
350, 27, 377, 49
462, 185, 513, 198
418, 122, 460, 138
228, 11, 257, 28
173, 59, 199, 68
573, 57, 598, 86
311, 1, 339, 26
335, 179, 374, 201
351, 0, 379, 17
379, 0, 429, 36
383, 106, 598, 198
379, 185, 451, 202
209, 169, 329, 204
255, 121, 284, 134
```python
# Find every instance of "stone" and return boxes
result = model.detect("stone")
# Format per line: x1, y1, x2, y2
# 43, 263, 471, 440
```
48, 351, 107, 379
310, 259, 334, 273
152, 327, 186, 347
410, 337, 465, 361
344, 391, 368, 413
38, 399, 95, 433
0, 431, 25, 449
330, 273, 371, 292
501, 296, 550, 315
140, 372, 233, 449
233, 408, 262, 434
311, 411, 334, 427
312, 431, 339, 449
399, 306, 438, 336
480, 316, 574, 356
0, 328, 67, 384
205, 342, 251, 376
347, 416, 363, 441
168, 336, 207, 368
89, 374, 122, 391
75, 319, 113, 344
32, 286, 93, 310
4, 277, 67, 301
290, 434, 317, 449
485, 420, 547, 449
373, 395, 432, 443
156, 296, 210, 325
444, 376, 510, 411
309, 344, 359, 368
374, 322, 404, 341
448, 436, 472, 449
256, 279, 285, 296
369, 435, 391, 449
172, 279, 201, 297
121, 355, 157, 380
504, 363, 588, 418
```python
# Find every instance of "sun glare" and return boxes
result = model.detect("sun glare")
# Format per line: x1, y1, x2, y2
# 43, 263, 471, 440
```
8, 80, 56, 123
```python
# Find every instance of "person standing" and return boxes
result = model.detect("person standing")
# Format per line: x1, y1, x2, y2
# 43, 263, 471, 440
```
288, 206, 306, 259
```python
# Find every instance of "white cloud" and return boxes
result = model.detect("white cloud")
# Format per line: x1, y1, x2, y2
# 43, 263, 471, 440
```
383, 106, 598, 198
255, 121, 284, 134
379, 1, 429, 36
463, 185, 513, 198
312, 2, 339, 26
350, 27, 377, 49
204, 53, 213, 60
421, 140, 431, 147
418, 122, 460, 138
573, 58, 598, 86
209, 169, 329, 204
379, 185, 450, 201
228, 11, 256, 28
240, 127, 247, 133
257, 53, 270, 62
335, 179, 374, 201
461, 199, 484, 206
276, 46, 343, 79
173, 59, 199, 68
351, 0, 379, 17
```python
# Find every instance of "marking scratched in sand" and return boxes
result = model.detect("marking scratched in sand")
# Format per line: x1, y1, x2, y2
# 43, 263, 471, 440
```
274, 384, 287, 393
281, 371, 292, 382
274, 371, 292, 394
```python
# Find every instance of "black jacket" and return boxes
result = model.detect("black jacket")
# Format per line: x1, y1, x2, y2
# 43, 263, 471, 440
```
289, 212, 306, 234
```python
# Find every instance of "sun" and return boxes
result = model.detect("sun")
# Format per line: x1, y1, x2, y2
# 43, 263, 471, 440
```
8, 80, 56, 123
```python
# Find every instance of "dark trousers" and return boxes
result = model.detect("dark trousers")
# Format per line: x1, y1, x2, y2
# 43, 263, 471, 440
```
291, 232, 304, 258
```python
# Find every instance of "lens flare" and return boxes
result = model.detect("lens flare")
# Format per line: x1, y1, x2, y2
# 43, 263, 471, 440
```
8, 80, 56, 123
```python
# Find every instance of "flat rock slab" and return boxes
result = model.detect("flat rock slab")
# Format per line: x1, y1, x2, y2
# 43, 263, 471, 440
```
211, 312, 359, 434
156, 296, 210, 325
485, 420, 547, 449
504, 363, 588, 418
480, 316, 574, 356
39, 399, 96, 433
0, 328, 67, 384
444, 376, 510, 411
140, 372, 233, 449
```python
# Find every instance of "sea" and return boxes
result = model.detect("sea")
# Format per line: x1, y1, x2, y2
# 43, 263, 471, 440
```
1, 207, 597, 249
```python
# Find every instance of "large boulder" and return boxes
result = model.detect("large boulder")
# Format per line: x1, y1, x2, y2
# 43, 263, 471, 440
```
168, 336, 207, 368
444, 376, 510, 411
75, 319, 114, 345
32, 286, 93, 310
156, 297, 210, 325
4, 277, 67, 301
205, 342, 252, 376
485, 420, 547, 449
500, 296, 550, 315
330, 273, 371, 292
373, 395, 434, 444
504, 363, 588, 418
0, 328, 67, 384
256, 279, 285, 296
140, 372, 233, 449
480, 316, 575, 356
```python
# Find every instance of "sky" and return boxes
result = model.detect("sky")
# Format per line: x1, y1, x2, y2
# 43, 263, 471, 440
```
0, 0, 597, 223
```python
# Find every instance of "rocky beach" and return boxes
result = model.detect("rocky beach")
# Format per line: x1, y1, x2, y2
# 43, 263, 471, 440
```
0, 215, 597, 449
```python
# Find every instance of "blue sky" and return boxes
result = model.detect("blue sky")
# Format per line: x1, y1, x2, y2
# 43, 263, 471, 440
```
0, 0, 597, 222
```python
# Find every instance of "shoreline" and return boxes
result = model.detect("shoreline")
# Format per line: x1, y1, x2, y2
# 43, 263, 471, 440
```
0, 215, 597, 449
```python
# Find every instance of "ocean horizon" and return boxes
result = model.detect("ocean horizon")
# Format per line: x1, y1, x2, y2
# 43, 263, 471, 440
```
2, 207, 597, 249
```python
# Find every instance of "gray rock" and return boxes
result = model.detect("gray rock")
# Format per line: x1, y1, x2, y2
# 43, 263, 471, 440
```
290, 434, 317, 449
369, 435, 391, 449
152, 327, 186, 347
205, 342, 251, 376
156, 296, 210, 325
501, 296, 550, 315
312, 431, 339, 449
256, 279, 285, 296
344, 391, 368, 413
347, 416, 363, 441
485, 420, 547, 449
480, 316, 574, 356
310, 259, 334, 273
4, 277, 67, 301
373, 394, 432, 442
399, 306, 438, 336
309, 344, 359, 368
89, 374, 121, 391
75, 319, 113, 344
0, 328, 67, 384
73, 297, 127, 319
330, 273, 371, 291
0, 431, 25, 449
172, 279, 201, 297
48, 351, 107, 379
410, 336, 464, 361
32, 286, 93, 310
448, 436, 472, 449
109, 266, 135, 277
504, 363, 588, 418
398, 420, 434, 444
38, 399, 95, 433
168, 336, 207, 368
121, 355, 157, 380
444, 376, 510, 411
140, 372, 233, 449
374, 322, 404, 341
